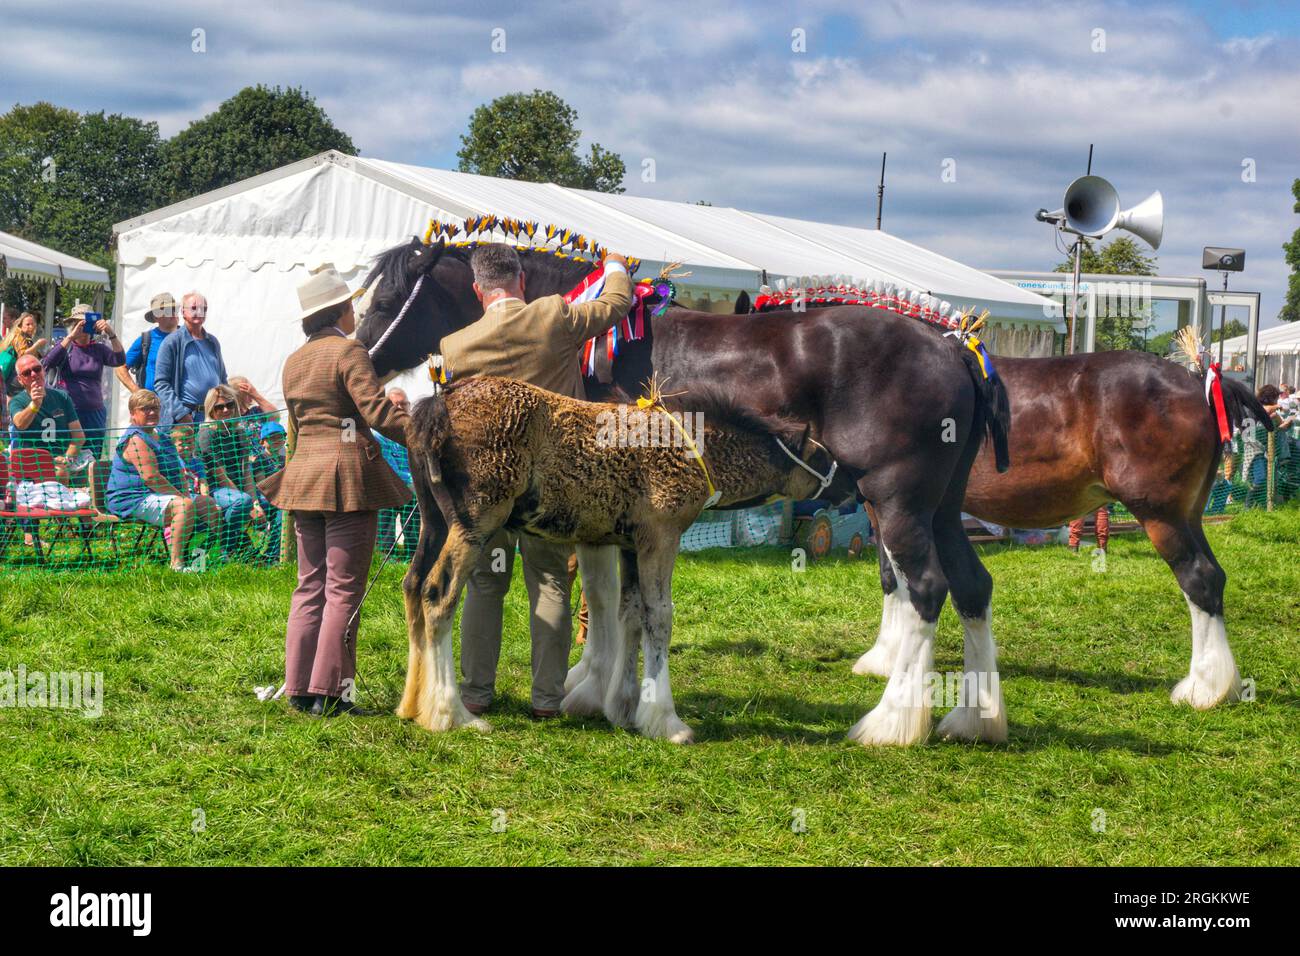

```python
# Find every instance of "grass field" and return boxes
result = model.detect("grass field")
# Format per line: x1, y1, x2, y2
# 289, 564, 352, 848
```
1, 506, 1297, 866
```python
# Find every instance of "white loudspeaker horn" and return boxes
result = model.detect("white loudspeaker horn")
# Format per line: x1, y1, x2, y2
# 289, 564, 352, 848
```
1115, 190, 1164, 250
1061, 175, 1120, 237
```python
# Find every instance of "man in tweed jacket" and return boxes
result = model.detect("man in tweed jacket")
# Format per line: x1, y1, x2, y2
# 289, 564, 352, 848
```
440, 243, 632, 718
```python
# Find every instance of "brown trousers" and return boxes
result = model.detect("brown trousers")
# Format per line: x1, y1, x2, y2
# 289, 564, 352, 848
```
284, 509, 378, 697
1069, 507, 1110, 552
458, 528, 573, 711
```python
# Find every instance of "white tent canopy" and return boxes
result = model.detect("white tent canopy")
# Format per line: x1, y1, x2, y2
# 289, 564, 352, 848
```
0, 229, 110, 289
111, 150, 1055, 428
1219, 321, 1300, 357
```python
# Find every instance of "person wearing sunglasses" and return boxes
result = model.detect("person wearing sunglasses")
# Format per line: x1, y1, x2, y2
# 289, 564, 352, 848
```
7, 353, 91, 484
196, 384, 263, 560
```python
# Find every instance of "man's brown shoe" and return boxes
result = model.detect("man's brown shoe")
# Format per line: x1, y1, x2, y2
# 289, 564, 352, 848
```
531, 708, 561, 720
464, 700, 489, 715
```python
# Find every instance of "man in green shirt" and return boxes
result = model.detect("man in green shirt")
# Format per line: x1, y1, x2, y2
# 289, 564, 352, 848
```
8, 353, 88, 484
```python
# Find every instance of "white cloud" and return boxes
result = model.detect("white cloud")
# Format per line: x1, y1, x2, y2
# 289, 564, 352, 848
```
5, 0, 1299, 322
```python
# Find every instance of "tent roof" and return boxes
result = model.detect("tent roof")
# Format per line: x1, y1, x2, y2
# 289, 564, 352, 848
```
114, 150, 1054, 324
0, 229, 109, 288
1220, 321, 1300, 356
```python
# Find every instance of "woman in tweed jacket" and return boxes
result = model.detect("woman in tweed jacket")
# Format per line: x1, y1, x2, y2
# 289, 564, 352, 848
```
258, 269, 412, 716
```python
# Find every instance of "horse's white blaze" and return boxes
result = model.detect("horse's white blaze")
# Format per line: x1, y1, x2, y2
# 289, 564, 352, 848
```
561, 545, 619, 715
853, 588, 903, 676
847, 576, 934, 747
419, 617, 490, 733
935, 604, 1007, 743
1171, 594, 1241, 709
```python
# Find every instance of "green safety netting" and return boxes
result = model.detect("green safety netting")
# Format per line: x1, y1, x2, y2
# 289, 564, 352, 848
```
3, 405, 1296, 573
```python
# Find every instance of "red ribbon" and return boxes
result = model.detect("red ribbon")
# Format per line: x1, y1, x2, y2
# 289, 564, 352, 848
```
1209, 363, 1231, 443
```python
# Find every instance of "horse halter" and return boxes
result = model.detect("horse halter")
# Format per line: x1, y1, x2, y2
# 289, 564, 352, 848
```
773, 435, 838, 497
366, 273, 426, 360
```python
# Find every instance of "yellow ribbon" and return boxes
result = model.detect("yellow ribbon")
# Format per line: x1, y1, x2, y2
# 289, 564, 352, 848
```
636, 395, 718, 503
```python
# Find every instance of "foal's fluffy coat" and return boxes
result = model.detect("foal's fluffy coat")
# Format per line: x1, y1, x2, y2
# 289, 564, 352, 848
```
397, 376, 826, 740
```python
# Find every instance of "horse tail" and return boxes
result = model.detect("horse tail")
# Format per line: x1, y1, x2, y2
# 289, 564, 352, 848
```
409, 389, 460, 527
959, 347, 1012, 473
1219, 375, 1274, 435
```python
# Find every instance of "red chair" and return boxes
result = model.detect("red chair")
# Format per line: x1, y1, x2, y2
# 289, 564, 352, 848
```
1, 447, 110, 564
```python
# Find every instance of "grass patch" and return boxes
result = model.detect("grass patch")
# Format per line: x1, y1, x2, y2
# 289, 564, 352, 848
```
2, 507, 1298, 865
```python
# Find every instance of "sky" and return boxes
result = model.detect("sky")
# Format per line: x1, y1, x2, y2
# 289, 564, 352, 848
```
3, 0, 1297, 328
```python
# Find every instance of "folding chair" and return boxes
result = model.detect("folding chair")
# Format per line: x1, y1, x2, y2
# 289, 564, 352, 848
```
4, 447, 109, 565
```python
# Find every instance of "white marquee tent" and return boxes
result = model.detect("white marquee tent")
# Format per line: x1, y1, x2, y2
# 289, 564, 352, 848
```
110, 150, 1055, 428
1219, 320, 1300, 387
1, 228, 110, 338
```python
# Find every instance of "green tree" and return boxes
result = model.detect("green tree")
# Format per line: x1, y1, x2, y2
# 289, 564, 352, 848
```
457, 90, 625, 193
0, 102, 162, 315
1211, 318, 1248, 343
1281, 177, 1300, 323
1055, 236, 1159, 352
157, 85, 356, 204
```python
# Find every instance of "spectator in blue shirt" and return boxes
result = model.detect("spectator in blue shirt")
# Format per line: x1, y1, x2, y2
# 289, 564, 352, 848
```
115, 292, 178, 395
153, 292, 227, 427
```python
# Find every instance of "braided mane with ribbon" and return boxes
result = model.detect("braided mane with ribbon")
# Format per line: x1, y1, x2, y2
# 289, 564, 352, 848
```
763, 276, 1001, 382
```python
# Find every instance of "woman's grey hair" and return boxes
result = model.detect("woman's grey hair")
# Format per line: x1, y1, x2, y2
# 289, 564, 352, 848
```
470, 243, 523, 292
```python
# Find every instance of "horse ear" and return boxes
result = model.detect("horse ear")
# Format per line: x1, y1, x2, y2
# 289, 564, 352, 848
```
405, 237, 446, 279
734, 289, 751, 314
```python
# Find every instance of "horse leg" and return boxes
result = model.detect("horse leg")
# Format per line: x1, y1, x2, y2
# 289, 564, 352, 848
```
396, 507, 445, 720
603, 547, 644, 730
853, 503, 902, 676
632, 537, 693, 744
931, 504, 1007, 743
1138, 511, 1241, 708
415, 522, 492, 733
561, 543, 620, 716
847, 505, 945, 747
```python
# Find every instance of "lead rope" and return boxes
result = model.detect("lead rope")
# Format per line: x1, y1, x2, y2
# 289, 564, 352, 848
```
773, 437, 838, 497
367, 274, 425, 359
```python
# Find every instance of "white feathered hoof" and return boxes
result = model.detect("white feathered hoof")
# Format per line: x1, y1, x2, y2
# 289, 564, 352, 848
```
1170, 669, 1243, 710
417, 701, 492, 734
563, 657, 590, 695
846, 701, 931, 747
936, 704, 1008, 744
636, 703, 695, 744
852, 643, 894, 677
560, 674, 606, 717
603, 685, 640, 731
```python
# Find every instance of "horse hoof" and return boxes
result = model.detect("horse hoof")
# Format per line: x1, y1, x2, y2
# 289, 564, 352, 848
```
667, 723, 695, 745
1170, 671, 1242, 710
561, 676, 606, 717
936, 705, 1007, 743
852, 644, 894, 677
846, 704, 931, 747
635, 704, 693, 743
417, 704, 493, 733
564, 658, 590, 695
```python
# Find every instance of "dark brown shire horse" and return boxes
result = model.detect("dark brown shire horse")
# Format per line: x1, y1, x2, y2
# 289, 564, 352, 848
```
854, 351, 1272, 711
357, 237, 1011, 745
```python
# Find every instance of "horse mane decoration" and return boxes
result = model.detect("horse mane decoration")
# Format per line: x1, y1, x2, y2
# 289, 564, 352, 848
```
421, 214, 643, 276
407, 214, 686, 381
762, 276, 1000, 381
1175, 325, 1233, 444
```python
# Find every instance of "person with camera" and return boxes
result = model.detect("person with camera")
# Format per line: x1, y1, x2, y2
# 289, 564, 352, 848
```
41, 303, 125, 460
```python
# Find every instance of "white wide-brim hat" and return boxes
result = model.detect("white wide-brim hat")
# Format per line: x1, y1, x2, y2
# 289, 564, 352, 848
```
296, 267, 353, 322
